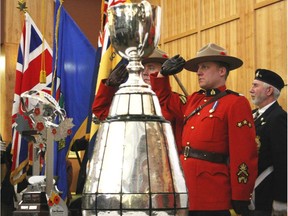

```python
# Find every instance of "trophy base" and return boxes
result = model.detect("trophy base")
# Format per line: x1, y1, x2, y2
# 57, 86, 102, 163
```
13, 191, 50, 216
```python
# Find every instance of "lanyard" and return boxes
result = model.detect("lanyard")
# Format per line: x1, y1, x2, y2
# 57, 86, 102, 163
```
184, 91, 228, 124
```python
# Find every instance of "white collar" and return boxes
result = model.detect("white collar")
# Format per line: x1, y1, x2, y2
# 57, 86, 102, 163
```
257, 100, 276, 116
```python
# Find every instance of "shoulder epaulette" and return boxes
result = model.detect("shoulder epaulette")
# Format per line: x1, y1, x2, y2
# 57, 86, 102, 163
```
198, 89, 205, 94
226, 89, 243, 96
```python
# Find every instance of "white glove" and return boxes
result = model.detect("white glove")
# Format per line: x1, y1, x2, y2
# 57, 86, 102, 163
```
272, 201, 287, 216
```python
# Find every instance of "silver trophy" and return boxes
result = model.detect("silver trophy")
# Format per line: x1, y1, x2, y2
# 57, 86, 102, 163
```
108, 0, 160, 83
82, 1, 188, 215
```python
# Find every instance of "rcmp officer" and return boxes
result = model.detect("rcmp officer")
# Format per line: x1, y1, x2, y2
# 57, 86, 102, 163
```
92, 48, 186, 153
249, 69, 287, 216
150, 43, 258, 216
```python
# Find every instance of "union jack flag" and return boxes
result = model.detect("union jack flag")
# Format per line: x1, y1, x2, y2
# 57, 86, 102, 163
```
11, 13, 53, 186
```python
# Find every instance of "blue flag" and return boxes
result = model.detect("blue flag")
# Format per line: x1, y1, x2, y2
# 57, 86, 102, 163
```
52, 0, 99, 201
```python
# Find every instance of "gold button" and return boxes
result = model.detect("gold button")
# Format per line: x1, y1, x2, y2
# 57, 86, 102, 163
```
197, 112, 200, 115
191, 126, 194, 129
204, 99, 207, 102
186, 141, 190, 145
209, 114, 213, 118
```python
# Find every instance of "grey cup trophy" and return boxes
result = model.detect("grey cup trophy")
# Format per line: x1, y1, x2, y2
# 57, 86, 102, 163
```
108, 0, 161, 86
82, 1, 188, 215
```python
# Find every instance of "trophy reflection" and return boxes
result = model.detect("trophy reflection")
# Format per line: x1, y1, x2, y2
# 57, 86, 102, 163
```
82, 1, 188, 215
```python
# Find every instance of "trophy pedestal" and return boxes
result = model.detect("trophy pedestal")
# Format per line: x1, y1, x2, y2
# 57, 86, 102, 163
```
13, 186, 50, 216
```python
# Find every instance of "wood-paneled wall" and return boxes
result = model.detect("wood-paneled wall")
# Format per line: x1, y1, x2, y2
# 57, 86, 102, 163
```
159, 0, 287, 111
1, 0, 54, 142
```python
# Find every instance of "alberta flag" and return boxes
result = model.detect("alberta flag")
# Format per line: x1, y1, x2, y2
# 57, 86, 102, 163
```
52, 0, 98, 201
11, 13, 53, 187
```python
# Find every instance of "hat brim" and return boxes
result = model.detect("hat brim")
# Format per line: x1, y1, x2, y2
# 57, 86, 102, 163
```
142, 57, 167, 65
184, 55, 243, 72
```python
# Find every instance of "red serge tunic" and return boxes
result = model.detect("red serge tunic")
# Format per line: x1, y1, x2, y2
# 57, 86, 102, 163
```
92, 79, 184, 153
150, 73, 258, 210
92, 79, 118, 121
160, 93, 186, 154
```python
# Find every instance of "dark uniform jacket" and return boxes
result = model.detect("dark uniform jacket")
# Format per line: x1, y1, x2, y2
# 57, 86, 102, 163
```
253, 101, 287, 211
150, 73, 258, 211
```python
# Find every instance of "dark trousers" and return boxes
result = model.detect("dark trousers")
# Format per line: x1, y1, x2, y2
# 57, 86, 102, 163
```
189, 210, 231, 216
248, 210, 272, 216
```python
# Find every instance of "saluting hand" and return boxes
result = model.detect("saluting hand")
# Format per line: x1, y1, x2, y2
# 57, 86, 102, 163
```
106, 64, 128, 87
160, 54, 186, 76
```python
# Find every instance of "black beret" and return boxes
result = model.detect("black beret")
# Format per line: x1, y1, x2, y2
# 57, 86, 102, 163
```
254, 69, 285, 91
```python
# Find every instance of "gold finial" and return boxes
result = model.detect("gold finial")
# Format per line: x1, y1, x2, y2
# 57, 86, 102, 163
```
39, 70, 46, 83
17, 0, 28, 13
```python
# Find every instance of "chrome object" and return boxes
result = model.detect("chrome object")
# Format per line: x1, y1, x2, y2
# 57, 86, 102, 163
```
108, 0, 161, 61
82, 1, 188, 215
13, 90, 71, 215
183, 146, 190, 159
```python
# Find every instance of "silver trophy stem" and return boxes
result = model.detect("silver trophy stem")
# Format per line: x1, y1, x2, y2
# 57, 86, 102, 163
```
45, 129, 54, 195
32, 145, 40, 176
121, 59, 147, 87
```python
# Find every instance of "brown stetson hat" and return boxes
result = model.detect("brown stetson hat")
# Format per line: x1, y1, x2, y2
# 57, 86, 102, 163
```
184, 43, 243, 72
142, 48, 169, 65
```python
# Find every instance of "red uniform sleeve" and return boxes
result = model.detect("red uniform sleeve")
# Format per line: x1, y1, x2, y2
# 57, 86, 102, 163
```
150, 73, 185, 120
228, 96, 258, 200
92, 79, 118, 121
150, 73, 187, 154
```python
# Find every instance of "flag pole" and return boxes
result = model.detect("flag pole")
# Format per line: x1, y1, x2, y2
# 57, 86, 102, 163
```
39, 0, 47, 83
173, 74, 189, 96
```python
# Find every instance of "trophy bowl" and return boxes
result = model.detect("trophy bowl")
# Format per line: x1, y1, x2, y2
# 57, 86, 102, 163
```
107, 0, 161, 62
